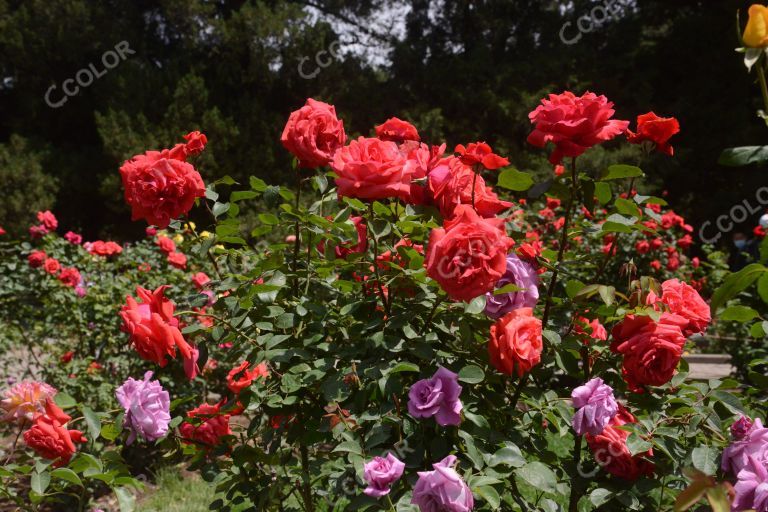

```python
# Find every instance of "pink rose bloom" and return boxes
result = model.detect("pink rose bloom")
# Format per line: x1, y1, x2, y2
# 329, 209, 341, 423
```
29, 225, 48, 238
733, 456, 768, 511
331, 137, 411, 201
0, 381, 57, 423
408, 367, 463, 426
64, 231, 82, 244
115, 371, 171, 444
722, 418, 768, 476
571, 378, 619, 435
281, 98, 346, 169
363, 453, 405, 497
412, 455, 474, 512
527, 91, 629, 164
36, 211, 58, 231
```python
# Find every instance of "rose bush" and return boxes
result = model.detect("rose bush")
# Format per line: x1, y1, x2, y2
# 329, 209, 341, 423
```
0, 92, 765, 512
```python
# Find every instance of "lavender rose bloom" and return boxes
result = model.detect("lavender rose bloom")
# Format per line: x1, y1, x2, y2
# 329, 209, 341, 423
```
484, 253, 539, 319
733, 456, 768, 511
411, 455, 474, 512
115, 371, 171, 444
408, 367, 462, 426
571, 378, 619, 436
722, 418, 768, 476
363, 453, 405, 497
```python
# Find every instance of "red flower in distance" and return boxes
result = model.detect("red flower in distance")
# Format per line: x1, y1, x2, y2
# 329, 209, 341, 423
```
586, 405, 654, 480
488, 308, 543, 377
331, 137, 411, 201
119, 135, 207, 228
23, 400, 86, 467
281, 98, 346, 169
36, 211, 58, 231
454, 142, 509, 170
226, 361, 269, 394
626, 112, 680, 156
86, 240, 123, 257
179, 401, 232, 448
28, 250, 46, 268
167, 251, 187, 269
43, 257, 61, 275
610, 312, 688, 393
119, 286, 198, 380
58, 267, 81, 288
156, 235, 176, 254
192, 272, 211, 291
427, 157, 512, 219
375, 117, 420, 144
527, 91, 629, 164
425, 205, 514, 302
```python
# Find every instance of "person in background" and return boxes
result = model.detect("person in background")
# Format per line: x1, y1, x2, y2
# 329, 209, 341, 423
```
729, 231, 759, 271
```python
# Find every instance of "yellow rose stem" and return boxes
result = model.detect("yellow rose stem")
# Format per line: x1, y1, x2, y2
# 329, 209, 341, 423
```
757, 54, 768, 120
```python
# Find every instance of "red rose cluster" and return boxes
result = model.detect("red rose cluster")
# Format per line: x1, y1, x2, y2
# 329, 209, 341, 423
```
119, 131, 207, 228
23, 399, 87, 468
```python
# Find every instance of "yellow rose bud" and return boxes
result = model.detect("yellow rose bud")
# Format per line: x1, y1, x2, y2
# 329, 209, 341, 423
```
186, 221, 196, 231
200, 231, 212, 239
173, 234, 184, 244
743, 4, 768, 48
215, 244, 225, 251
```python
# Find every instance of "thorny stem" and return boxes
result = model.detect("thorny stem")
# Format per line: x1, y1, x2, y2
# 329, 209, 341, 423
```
757, 55, 768, 117
292, 173, 303, 297
368, 204, 392, 318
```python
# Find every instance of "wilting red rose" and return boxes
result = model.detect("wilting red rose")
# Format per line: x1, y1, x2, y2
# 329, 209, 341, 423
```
319, 216, 368, 259
43, 257, 60, 275
375, 117, 420, 144
226, 361, 269, 394
488, 308, 543, 377
610, 312, 688, 393
23, 400, 86, 467
651, 279, 711, 336
120, 286, 198, 379
58, 267, 81, 288
281, 98, 346, 169
427, 157, 512, 219
179, 401, 231, 448
119, 146, 206, 228
331, 137, 411, 201
586, 405, 654, 480
36, 211, 58, 231
527, 91, 629, 164
401, 142, 446, 204
167, 251, 187, 269
454, 142, 509, 170
156, 236, 176, 254
28, 250, 47, 268
192, 272, 211, 291
425, 205, 514, 302
86, 240, 123, 257
626, 112, 680, 156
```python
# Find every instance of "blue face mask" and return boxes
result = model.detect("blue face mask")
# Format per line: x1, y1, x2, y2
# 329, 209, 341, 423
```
734, 239, 748, 250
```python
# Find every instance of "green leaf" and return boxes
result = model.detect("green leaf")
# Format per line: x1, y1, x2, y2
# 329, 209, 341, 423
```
758, 273, 768, 304
615, 197, 642, 218
51, 468, 83, 487
458, 365, 485, 384
590, 488, 614, 507
212, 202, 230, 217
493, 283, 524, 295
497, 168, 534, 191
720, 305, 759, 322
100, 423, 122, 442
114, 486, 136, 512
82, 406, 101, 441
515, 462, 557, 494
388, 362, 420, 374
464, 295, 486, 315
626, 433, 652, 455
54, 392, 76, 409
30, 471, 50, 495
710, 264, 767, 311
474, 485, 501, 509
718, 146, 768, 166
488, 445, 526, 468
594, 182, 612, 204
332, 441, 363, 456
250, 176, 267, 191
691, 446, 717, 475
600, 164, 644, 181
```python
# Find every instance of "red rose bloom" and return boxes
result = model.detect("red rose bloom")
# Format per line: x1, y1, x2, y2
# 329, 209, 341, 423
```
192, 272, 211, 291
226, 361, 269, 394
425, 205, 515, 302
454, 142, 509, 170
610, 312, 688, 393
626, 112, 680, 156
28, 250, 47, 268
23, 400, 86, 467
43, 257, 60, 275
167, 251, 187, 269
375, 117, 420, 144
488, 308, 543, 377
527, 91, 629, 164
119, 286, 198, 379
331, 137, 411, 201
586, 405, 654, 480
401, 142, 446, 204
87, 240, 123, 257
119, 143, 206, 228
156, 236, 176, 254
635, 240, 650, 254
0, 226, 5, 235
60, 351, 74, 364
179, 402, 232, 448
36, 211, 58, 231
58, 267, 81, 288
182, 131, 207, 157
427, 157, 512, 219
281, 98, 346, 169
653, 279, 711, 337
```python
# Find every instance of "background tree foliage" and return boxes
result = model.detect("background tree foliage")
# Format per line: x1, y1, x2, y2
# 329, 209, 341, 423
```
0, 0, 764, 241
